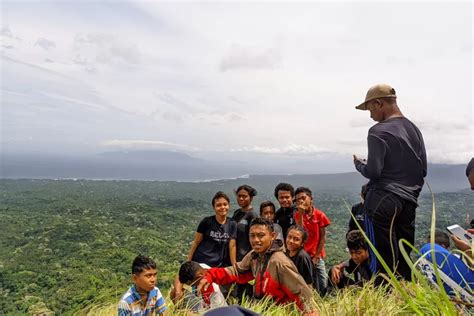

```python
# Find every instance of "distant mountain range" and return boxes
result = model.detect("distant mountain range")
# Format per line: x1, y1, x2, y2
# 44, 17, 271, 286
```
1, 150, 470, 193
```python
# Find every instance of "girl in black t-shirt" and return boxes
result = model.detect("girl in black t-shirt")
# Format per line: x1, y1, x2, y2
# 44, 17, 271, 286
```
187, 191, 237, 267
286, 225, 313, 286
232, 184, 258, 261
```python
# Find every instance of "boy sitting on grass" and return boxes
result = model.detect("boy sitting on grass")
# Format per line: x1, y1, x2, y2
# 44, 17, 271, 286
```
285, 225, 314, 286
197, 217, 318, 315
329, 230, 372, 289
419, 230, 474, 296
118, 255, 167, 316
170, 261, 227, 313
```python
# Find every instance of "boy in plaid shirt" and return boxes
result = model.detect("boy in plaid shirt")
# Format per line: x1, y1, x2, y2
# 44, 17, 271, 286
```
118, 255, 167, 316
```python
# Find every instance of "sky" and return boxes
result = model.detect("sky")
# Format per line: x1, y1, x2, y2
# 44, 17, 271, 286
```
1, 1, 472, 173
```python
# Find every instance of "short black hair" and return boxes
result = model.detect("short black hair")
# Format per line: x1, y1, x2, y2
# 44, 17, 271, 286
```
259, 201, 276, 215
466, 158, 474, 177
212, 191, 230, 207
295, 186, 313, 198
287, 225, 308, 244
346, 230, 368, 251
274, 183, 294, 199
250, 217, 274, 232
235, 184, 257, 197
433, 229, 450, 248
132, 255, 157, 274
178, 261, 202, 284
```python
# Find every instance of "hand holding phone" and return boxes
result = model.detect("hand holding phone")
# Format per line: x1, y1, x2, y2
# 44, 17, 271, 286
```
447, 224, 473, 244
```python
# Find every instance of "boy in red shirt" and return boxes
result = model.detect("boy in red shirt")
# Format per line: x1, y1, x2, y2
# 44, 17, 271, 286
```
294, 187, 331, 295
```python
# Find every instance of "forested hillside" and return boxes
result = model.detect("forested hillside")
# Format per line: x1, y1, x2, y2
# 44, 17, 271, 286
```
0, 179, 472, 314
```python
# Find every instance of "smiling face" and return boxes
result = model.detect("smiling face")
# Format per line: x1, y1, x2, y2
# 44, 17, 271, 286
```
213, 197, 230, 217
133, 268, 157, 292
277, 190, 293, 208
249, 224, 275, 254
286, 228, 304, 253
236, 189, 252, 209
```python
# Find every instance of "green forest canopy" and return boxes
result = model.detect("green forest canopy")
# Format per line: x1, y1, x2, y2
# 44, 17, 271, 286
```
0, 179, 472, 314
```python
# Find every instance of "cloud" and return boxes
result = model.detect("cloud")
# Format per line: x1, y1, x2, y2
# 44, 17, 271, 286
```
73, 33, 141, 65
162, 111, 184, 123
227, 113, 245, 122
35, 37, 56, 50
230, 144, 331, 155
414, 119, 471, 132
103, 139, 200, 152
1, 25, 21, 50
338, 139, 366, 147
155, 92, 197, 114
385, 56, 415, 65
1, 25, 13, 38
219, 45, 281, 72
348, 118, 371, 128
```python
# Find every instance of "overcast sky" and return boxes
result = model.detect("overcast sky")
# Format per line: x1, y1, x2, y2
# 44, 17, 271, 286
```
1, 1, 472, 172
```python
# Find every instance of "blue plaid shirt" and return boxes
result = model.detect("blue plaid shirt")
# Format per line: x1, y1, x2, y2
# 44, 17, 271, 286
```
118, 285, 167, 316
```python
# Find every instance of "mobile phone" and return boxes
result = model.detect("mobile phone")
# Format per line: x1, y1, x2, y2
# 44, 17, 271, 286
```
446, 224, 473, 244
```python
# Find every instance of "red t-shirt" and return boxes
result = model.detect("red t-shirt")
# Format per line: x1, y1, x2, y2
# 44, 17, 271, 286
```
293, 206, 331, 258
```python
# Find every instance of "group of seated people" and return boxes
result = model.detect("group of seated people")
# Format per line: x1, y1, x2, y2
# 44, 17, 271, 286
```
117, 179, 474, 315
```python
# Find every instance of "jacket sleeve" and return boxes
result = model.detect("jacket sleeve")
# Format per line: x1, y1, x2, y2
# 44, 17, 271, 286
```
276, 260, 317, 312
205, 252, 255, 285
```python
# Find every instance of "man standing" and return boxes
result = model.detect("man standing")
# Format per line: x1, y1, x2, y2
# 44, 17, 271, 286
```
353, 84, 427, 281
274, 183, 296, 239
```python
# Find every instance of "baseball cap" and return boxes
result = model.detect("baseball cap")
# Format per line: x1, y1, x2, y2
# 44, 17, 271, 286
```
355, 84, 397, 110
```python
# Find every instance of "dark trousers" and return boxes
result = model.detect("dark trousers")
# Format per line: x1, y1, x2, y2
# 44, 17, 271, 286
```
363, 189, 417, 281
232, 283, 253, 303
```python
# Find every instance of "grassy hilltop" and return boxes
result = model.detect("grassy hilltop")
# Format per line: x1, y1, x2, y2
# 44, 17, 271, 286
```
0, 179, 472, 315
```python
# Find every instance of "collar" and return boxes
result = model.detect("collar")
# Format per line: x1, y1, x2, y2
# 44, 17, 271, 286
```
302, 206, 315, 218
131, 285, 155, 303
251, 239, 285, 260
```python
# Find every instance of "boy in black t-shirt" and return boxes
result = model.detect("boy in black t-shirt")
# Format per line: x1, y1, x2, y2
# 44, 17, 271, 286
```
329, 230, 371, 289
273, 182, 296, 239
285, 225, 313, 286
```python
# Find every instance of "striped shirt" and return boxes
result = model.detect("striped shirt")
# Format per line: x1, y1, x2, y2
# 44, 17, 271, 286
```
118, 285, 167, 316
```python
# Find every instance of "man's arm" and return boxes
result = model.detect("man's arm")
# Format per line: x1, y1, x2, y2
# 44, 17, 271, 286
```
330, 261, 347, 285
187, 233, 203, 261
313, 227, 326, 264
229, 239, 237, 267
197, 254, 255, 294
354, 134, 387, 179
451, 235, 473, 268
170, 276, 184, 304
277, 260, 318, 315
